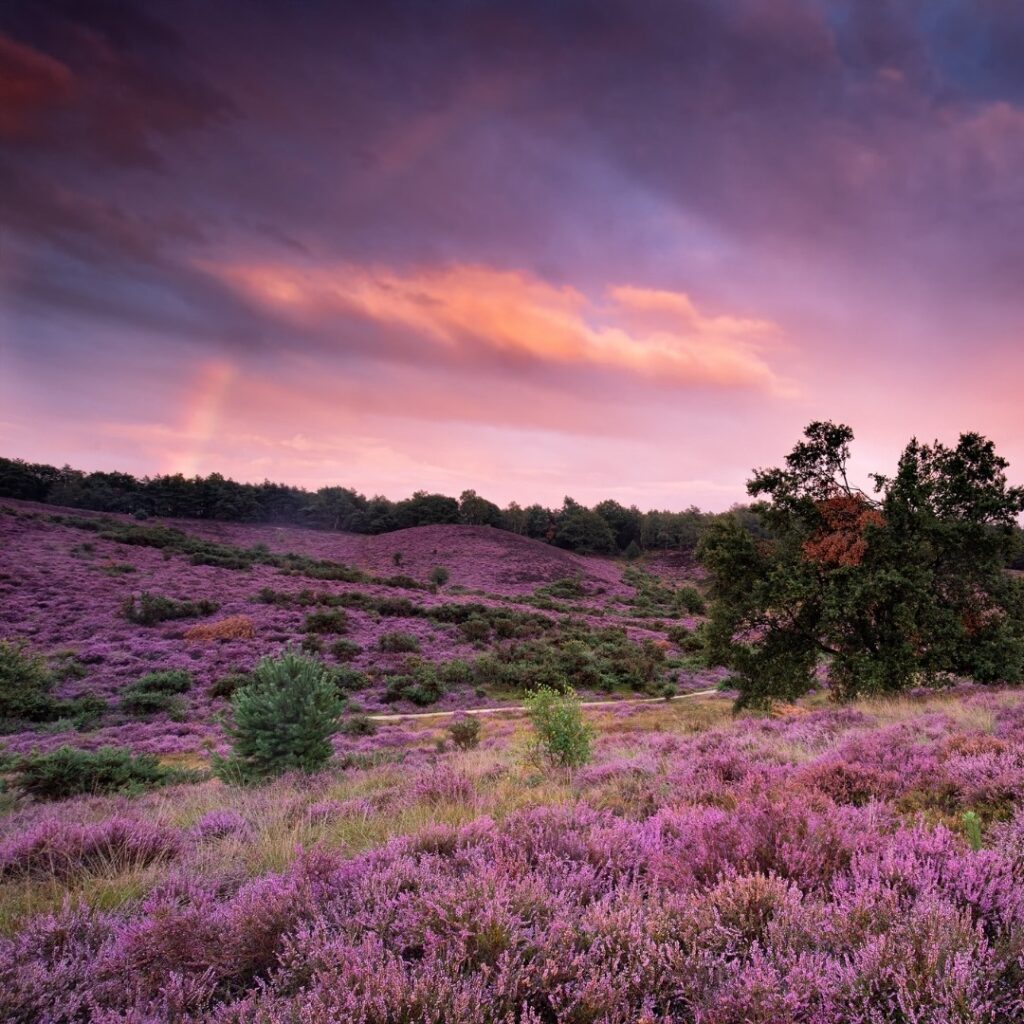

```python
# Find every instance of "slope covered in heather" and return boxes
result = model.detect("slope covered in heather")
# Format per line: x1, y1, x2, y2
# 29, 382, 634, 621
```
0, 500, 720, 757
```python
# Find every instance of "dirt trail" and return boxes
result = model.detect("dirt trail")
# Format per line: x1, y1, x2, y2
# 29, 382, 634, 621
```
368, 688, 722, 722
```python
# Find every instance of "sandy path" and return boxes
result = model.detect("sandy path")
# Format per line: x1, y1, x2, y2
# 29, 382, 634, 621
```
368, 688, 722, 722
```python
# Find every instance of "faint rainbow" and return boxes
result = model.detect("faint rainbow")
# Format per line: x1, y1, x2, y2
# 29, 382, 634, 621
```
171, 358, 237, 476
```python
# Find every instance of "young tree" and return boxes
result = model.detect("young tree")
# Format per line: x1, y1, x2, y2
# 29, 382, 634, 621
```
215, 650, 343, 782
699, 422, 1024, 708
524, 685, 592, 769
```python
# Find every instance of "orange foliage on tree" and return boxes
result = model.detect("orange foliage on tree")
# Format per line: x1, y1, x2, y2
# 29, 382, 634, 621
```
802, 494, 884, 567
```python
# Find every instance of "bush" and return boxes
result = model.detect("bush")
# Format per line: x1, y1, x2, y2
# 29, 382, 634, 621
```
301, 634, 324, 653
339, 714, 378, 737
536, 577, 587, 600
429, 565, 450, 587
446, 714, 481, 750
330, 638, 362, 661
378, 631, 421, 653
215, 650, 344, 783
65, 693, 107, 730
130, 670, 192, 694
120, 690, 184, 718
329, 666, 371, 692
438, 658, 474, 686
208, 671, 252, 700
122, 592, 219, 626
383, 664, 446, 706
119, 670, 190, 717
0, 640, 58, 723
524, 685, 592, 770
459, 616, 493, 643
674, 586, 707, 615
303, 609, 349, 635
11, 746, 183, 801
624, 539, 642, 560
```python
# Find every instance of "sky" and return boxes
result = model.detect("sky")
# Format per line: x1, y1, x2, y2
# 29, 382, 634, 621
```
1, 0, 1023, 511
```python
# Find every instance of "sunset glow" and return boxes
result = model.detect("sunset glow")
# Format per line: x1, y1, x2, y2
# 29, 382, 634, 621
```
2, 1, 1023, 507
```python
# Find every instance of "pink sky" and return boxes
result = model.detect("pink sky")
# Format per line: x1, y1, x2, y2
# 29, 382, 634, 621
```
2, 1, 1023, 509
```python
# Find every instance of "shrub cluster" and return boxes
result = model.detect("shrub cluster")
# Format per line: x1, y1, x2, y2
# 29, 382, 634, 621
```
120, 670, 191, 718
0, 641, 106, 731
9, 745, 189, 801
377, 631, 421, 653
302, 609, 349, 635
121, 592, 219, 626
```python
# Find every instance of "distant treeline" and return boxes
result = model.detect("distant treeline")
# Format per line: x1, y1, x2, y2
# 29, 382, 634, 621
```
0, 456, 770, 556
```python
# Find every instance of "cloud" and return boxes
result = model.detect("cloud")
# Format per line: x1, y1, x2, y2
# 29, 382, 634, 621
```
0, 32, 73, 140
212, 262, 790, 393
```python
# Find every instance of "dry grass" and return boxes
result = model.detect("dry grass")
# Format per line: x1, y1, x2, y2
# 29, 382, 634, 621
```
184, 614, 256, 641
3, 686, 1020, 935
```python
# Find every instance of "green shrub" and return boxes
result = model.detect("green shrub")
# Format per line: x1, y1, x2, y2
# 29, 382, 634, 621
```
119, 670, 191, 717
303, 608, 349, 634
624, 540, 642, 560
458, 617, 491, 643
11, 745, 186, 801
330, 638, 362, 661
122, 592, 219, 626
438, 659, 474, 686
49, 652, 88, 681
429, 565, 450, 587
536, 577, 587, 600
383, 664, 446, 705
215, 650, 343, 783
674, 586, 707, 615
121, 691, 184, 718
65, 693, 107, 730
329, 666, 371, 692
376, 597, 419, 617
0, 641, 58, 723
378, 631, 421, 653
524, 685, 592, 769
301, 634, 325, 654
339, 714, 378, 737
208, 671, 252, 700
101, 561, 137, 576
379, 574, 422, 590
131, 670, 192, 694
447, 714, 481, 750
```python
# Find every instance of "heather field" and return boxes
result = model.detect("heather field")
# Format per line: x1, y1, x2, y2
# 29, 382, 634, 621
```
4, 499, 1024, 1022
3, 688, 1024, 1021
0, 499, 717, 758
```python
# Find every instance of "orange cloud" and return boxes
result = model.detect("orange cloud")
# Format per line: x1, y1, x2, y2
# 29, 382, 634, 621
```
211, 262, 792, 394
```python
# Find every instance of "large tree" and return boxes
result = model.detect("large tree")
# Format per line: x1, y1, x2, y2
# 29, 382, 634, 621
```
699, 422, 1024, 708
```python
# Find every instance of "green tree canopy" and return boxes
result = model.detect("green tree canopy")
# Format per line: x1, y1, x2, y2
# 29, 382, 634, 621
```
699, 421, 1024, 708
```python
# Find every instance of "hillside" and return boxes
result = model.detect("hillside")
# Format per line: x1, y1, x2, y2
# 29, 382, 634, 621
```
0, 500, 719, 757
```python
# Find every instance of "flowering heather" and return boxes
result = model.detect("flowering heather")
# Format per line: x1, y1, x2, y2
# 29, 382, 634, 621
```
0, 689, 1022, 1020
0, 817, 180, 881
0, 500, 720, 755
